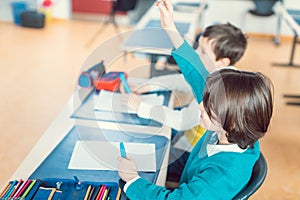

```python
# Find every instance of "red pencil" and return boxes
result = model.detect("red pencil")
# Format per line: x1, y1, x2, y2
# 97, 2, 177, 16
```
95, 185, 105, 200
98, 185, 107, 200
12, 180, 26, 198
9, 179, 23, 197
14, 179, 32, 198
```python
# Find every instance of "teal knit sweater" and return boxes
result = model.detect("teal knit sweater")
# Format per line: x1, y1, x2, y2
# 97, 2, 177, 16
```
126, 131, 260, 200
171, 41, 209, 103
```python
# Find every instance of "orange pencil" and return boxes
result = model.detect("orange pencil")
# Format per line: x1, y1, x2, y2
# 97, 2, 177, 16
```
0, 182, 11, 197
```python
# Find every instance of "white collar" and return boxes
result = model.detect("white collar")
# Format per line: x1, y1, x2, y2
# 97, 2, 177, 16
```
206, 143, 246, 157
212, 66, 235, 73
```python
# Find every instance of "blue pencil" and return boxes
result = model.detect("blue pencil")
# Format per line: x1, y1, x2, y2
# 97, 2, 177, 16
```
119, 142, 127, 158
3, 180, 17, 198
119, 73, 131, 93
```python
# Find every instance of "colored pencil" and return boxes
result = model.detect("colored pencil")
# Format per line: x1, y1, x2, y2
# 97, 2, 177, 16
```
0, 182, 11, 197
87, 185, 95, 200
95, 185, 105, 200
116, 188, 121, 200
21, 179, 36, 198
84, 185, 92, 200
91, 185, 100, 200
10, 179, 23, 197
3, 180, 17, 198
98, 185, 106, 200
102, 187, 110, 200
12, 180, 27, 198
14, 179, 32, 198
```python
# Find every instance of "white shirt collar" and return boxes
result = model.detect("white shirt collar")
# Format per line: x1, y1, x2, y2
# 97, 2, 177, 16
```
212, 65, 235, 73
207, 143, 246, 157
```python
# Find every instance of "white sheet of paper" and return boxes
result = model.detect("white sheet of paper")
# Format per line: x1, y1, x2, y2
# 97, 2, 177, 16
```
93, 90, 164, 113
68, 141, 156, 172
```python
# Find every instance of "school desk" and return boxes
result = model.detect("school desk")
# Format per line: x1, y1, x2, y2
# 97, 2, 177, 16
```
9, 87, 175, 199
121, 0, 207, 77
71, 89, 172, 127
273, 2, 300, 67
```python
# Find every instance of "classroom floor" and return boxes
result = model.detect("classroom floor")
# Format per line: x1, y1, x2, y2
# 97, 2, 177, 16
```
0, 19, 300, 199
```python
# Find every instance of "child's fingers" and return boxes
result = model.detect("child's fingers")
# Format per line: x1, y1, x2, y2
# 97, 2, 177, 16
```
164, 0, 173, 12
154, 0, 160, 6
157, 0, 168, 14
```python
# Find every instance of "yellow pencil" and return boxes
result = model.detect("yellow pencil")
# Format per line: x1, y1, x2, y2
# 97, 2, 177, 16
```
116, 188, 121, 200
101, 188, 108, 200
84, 185, 92, 200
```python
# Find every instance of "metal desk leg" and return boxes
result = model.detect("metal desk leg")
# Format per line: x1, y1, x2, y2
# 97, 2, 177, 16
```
149, 54, 159, 78
149, 54, 180, 78
272, 34, 300, 67
86, 2, 120, 47
273, 10, 282, 45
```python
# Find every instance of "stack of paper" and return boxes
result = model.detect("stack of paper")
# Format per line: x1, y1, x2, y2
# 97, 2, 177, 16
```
68, 141, 156, 172
93, 90, 164, 114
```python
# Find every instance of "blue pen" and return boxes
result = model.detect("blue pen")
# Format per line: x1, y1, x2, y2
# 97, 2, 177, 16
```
119, 142, 127, 158
119, 73, 131, 93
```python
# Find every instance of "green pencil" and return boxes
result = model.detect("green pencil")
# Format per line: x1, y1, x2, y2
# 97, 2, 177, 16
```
20, 180, 36, 199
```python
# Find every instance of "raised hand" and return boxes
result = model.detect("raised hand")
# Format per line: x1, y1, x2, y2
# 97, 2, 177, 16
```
155, 0, 184, 48
155, 0, 176, 30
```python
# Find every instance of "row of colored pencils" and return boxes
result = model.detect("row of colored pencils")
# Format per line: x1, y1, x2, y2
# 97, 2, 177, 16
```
0, 179, 37, 199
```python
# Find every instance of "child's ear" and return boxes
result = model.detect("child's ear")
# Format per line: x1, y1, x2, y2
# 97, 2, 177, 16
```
217, 57, 231, 68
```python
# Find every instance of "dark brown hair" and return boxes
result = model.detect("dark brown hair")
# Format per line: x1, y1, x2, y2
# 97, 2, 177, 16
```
203, 68, 273, 149
202, 23, 247, 66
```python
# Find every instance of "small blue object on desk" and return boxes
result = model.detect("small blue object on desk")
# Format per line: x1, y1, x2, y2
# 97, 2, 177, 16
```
119, 73, 131, 93
119, 142, 127, 158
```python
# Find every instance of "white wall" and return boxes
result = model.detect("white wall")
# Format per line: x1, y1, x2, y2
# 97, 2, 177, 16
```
37, 0, 71, 19
0, 0, 36, 22
202, 0, 300, 36
0, 0, 70, 22
1, 0, 300, 36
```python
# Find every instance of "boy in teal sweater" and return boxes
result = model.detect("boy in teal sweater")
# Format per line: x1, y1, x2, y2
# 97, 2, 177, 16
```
118, 68, 273, 199
117, 0, 274, 199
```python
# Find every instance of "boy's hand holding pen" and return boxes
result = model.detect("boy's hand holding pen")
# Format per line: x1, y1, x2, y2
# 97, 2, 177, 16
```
118, 142, 139, 182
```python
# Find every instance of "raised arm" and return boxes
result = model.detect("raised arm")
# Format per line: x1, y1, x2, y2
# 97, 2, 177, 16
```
155, 0, 184, 49
156, 0, 210, 103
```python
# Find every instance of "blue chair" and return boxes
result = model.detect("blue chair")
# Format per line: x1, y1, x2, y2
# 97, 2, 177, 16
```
249, 0, 279, 16
233, 153, 268, 200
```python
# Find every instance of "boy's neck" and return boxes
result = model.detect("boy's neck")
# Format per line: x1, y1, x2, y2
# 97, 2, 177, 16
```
217, 131, 231, 145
